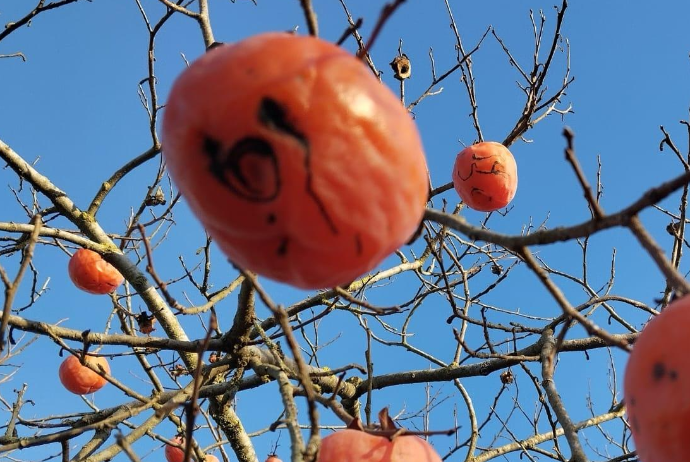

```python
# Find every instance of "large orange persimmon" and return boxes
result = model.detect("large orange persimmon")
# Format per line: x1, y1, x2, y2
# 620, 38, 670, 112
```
68, 248, 124, 294
624, 295, 690, 462
452, 141, 517, 212
162, 33, 429, 289
317, 410, 442, 462
318, 429, 442, 462
165, 436, 185, 462
58, 354, 110, 395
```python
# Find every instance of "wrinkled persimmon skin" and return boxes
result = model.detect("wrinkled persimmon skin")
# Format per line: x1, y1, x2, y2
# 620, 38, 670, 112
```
162, 33, 429, 289
452, 142, 517, 212
165, 436, 185, 462
68, 248, 124, 294
624, 295, 690, 462
316, 429, 442, 462
58, 355, 110, 395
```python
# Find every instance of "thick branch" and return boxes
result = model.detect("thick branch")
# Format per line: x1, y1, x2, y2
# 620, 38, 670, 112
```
0, 139, 196, 368
425, 166, 690, 250
540, 330, 589, 462
471, 407, 624, 462
348, 332, 636, 400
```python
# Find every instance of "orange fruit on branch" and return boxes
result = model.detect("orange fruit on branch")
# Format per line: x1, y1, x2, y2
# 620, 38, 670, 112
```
624, 294, 690, 462
165, 436, 185, 462
68, 248, 124, 294
316, 409, 442, 462
58, 354, 110, 395
162, 32, 429, 289
452, 141, 517, 212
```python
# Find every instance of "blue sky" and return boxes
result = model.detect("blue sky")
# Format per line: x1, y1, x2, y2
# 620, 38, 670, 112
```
2, 0, 690, 461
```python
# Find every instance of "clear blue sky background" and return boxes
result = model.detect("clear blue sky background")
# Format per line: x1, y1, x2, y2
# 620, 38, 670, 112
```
1, 0, 690, 461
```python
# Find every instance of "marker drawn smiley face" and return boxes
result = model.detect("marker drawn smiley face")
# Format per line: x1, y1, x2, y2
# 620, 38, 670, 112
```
162, 33, 429, 288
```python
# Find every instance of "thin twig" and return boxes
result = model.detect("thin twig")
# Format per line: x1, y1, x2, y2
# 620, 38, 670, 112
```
627, 215, 690, 296
563, 127, 605, 219
138, 224, 186, 312
0, 214, 42, 352
356, 0, 406, 59
336, 17, 362, 46
0, 0, 81, 43
298, 0, 319, 36
5, 384, 28, 440
333, 287, 401, 314
518, 246, 631, 351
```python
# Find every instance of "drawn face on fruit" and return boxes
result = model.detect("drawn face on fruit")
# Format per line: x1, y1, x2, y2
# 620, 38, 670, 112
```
199, 96, 339, 247
452, 142, 518, 212
162, 33, 429, 289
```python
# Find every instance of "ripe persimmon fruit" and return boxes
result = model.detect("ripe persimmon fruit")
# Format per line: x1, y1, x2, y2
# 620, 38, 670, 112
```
452, 141, 518, 212
165, 436, 185, 462
318, 429, 442, 462
58, 354, 110, 395
624, 295, 690, 462
317, 409, 442, 462
162, 32, 429, 289
68, 248, 124, 295
265, 455, 282, 462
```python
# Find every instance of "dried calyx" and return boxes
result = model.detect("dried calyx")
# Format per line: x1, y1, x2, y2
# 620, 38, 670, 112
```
390, 54, 411, 80
347, 408, 409, 440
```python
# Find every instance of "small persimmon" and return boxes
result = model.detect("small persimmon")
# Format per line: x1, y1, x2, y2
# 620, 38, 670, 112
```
58, 354, 110, 395
624, 294, 690, 462
165, 436, 185, 462
68, 248, 124, 295
265, 455, 282, 462
452, 141, 518, 212
162, 32, 429, 289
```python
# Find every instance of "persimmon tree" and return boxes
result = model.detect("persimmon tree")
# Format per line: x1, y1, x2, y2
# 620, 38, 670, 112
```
1, 1, 689, 462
